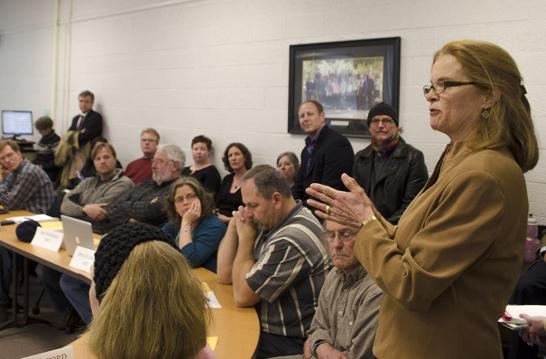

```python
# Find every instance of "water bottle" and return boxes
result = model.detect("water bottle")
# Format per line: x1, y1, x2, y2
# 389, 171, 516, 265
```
524, 214, 540, 264
528, 213, 539, 239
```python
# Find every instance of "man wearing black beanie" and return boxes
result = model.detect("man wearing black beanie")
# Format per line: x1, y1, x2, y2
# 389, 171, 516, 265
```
353, 102, 428, 224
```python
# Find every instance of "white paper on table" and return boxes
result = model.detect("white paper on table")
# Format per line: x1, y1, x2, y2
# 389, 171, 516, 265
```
499, 305, 546, 330
201, 282, 221, 308
69, 246, 95, 273
21, 345, 74, 359
8, 214, 57, 224
206, 290, 221, 308
30, 227, 64, 252
505, 305, 546, 319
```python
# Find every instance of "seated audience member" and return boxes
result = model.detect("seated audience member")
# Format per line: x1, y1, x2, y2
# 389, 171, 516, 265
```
217, 165, 330, 358
182, 135, 221, 195
303, 219, 382, 359
215, 142, 252, 223
92, 144, 184, 234
353, 102, 428, 224
0, 139, 55, 213
276, 151, 299, 188
35, 143, 134, 329
0, 139, 55, 321
162, 177, 226, 272
61, 143, 133, 220
77, 137, 123, 184
57, 145, 184, 324
32, 115, 61, 184
48, 137, 119, 216
87, 224, 215, 359
506, 255, 546, 358
291, 100, 354, 205
125, 128, 160, 185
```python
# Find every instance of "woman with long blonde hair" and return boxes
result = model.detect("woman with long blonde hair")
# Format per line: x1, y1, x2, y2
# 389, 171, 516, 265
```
88, 223, 215, 359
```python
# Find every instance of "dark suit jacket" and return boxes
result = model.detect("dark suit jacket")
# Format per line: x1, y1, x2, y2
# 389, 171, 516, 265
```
292, 126, 354, 204
68, 109, 103, 146
353, 137, 428, 224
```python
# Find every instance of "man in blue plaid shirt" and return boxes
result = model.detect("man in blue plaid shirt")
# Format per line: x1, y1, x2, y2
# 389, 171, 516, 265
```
0, 139, 55, 213
0, 139, 55, 322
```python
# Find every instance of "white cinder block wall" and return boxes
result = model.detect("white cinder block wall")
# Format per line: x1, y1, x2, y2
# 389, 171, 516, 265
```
1, 0, 546, 222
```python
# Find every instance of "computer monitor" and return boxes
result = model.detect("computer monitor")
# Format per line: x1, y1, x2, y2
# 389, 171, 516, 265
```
1, 110, 34, 139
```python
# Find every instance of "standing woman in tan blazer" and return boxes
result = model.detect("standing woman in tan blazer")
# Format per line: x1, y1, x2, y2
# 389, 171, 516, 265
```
305, 40, 538, 359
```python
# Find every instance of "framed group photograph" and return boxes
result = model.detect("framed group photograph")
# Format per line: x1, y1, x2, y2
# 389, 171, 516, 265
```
288, 37, 401, 137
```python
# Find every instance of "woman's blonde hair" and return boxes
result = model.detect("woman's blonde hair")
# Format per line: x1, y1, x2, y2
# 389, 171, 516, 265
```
433, 40, 538, 172
88, 241, 209, 359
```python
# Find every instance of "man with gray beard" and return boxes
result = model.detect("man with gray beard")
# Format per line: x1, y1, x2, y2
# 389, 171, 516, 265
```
92, 144, 184, 234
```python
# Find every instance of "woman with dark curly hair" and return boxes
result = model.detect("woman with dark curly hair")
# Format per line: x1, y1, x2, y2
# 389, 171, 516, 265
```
215, 142, 252, 223
163, 176, 226, 272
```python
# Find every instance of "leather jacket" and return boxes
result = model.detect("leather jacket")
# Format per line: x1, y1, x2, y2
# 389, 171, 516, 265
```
353, 137, 428, 224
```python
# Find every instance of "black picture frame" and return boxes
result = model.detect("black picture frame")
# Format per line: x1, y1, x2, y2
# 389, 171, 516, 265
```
288, 37, 401, 138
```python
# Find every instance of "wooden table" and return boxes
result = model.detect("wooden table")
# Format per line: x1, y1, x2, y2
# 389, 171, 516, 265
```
0, 211, 91, 283
0, 210, 92, 329
0, 211, 260, 358
193, 267, 260, 358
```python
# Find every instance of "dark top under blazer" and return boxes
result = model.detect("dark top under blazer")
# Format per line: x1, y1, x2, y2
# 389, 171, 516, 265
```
181, 165, 222, 195
68, 109, 103, 146
215, 173, 242, 217
292, 125, 354, 204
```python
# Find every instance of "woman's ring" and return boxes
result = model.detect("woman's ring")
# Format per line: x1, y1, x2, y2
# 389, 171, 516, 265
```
325, 205, 331, 214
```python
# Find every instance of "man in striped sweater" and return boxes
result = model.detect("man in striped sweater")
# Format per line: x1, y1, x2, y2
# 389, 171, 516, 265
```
217, 165, 331, 359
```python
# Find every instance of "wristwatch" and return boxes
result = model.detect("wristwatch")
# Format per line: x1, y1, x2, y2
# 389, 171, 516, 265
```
312, 340, 326, 357
361, 215, 378, 228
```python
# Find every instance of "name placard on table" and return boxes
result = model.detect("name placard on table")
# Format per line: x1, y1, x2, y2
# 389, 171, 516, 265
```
69, 246, 95, 273
21, 345, 74, 359
31, 227, 64, 252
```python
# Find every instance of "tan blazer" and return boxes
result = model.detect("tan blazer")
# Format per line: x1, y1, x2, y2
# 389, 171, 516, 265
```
355, 142, 527, 359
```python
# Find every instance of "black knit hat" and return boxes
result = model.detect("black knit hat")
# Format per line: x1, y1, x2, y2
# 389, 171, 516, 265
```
15, 220, 41, 243
93, 223, 177, 301
367, 102, 399, 126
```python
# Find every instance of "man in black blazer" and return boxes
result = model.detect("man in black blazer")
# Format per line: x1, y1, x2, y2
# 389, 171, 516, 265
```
68, 90, 103, 147
292, 100, 354, 206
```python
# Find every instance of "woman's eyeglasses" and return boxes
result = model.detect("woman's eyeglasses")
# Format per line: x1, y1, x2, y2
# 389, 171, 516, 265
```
423, 80, 487, 96
174, 193, 197, 203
